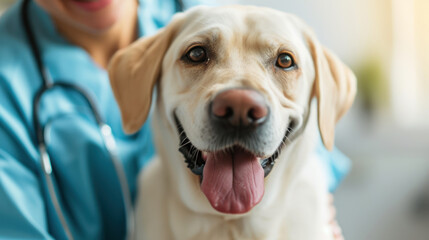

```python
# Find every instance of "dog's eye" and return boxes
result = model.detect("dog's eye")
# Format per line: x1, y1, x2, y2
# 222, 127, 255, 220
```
186, 46, 207, 63
276, 53, 295, 69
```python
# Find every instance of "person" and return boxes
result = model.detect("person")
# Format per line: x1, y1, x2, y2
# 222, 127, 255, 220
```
0, 0, 348, 239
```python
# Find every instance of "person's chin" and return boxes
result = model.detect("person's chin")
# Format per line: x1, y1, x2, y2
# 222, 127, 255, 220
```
76, 15, 119, 34
87, 18, 117, 32
69, 1, 124, 33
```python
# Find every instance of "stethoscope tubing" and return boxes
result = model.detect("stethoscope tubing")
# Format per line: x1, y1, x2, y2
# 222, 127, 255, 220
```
20, 0, 185, 239
20, 0, 136, 239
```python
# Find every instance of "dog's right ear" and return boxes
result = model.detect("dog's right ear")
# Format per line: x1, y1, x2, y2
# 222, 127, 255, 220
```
108, 17, 182, 134
304, 27, 357, 151
289, 14, 356, 151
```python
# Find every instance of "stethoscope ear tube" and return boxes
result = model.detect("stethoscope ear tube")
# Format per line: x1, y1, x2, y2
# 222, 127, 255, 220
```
22, 0, 185, 238
21, 0, 75, 238
22, 0, 134, 239
32, 83, 136, 240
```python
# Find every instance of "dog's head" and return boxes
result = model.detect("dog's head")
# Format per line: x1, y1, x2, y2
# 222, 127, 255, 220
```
108, 6, 356, 214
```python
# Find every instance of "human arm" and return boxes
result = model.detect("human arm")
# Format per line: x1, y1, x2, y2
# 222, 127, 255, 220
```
316, 137, 351, 192
0, 85, 58, 239
0, 151, 56, 240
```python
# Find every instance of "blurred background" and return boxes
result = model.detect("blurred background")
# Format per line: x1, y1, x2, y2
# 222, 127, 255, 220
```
2, 0, 428, 239
224, 1, 429, 240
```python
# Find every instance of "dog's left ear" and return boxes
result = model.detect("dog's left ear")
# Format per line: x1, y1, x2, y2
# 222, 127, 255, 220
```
302, 23, 357, 151
108, 16, 183, 134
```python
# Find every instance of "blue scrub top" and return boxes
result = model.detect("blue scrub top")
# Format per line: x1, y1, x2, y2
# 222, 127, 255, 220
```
0, 0, 206, 239
0, 0, 349, 239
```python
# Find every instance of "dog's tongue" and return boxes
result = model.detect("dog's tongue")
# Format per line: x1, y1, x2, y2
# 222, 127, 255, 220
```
201, 148, 264, 214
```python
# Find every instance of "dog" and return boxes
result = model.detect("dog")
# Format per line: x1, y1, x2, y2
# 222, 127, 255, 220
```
108, 5, 356, 240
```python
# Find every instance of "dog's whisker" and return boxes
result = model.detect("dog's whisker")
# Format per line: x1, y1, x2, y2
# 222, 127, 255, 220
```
179, 130, 187, 138
191, 147, 200, 163
180, 134, 189, 143
179, 141, 192, 148
180, 139, 189, 146
190, 145, 199, 160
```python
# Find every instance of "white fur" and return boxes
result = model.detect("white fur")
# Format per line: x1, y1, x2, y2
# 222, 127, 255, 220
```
109, 6, 355, 240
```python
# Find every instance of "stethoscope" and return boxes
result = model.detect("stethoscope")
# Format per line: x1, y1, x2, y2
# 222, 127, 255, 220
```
20, 0, 183, 239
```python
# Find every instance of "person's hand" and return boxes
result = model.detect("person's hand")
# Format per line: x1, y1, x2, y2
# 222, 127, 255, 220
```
329, 194, 344, 240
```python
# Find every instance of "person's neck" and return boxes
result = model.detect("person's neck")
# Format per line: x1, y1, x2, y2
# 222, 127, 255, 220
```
53, 2, 138, 69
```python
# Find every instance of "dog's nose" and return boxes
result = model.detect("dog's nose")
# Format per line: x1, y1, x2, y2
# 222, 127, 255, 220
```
210, 89, 268, 127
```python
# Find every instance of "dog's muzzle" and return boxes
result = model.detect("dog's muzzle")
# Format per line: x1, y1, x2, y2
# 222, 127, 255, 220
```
174, 114, 295, 214
174, 115, 294, 178
173, 88, 302, 214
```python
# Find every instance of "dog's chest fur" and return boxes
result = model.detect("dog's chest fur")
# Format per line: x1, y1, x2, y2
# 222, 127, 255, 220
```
135, 108, 333, 240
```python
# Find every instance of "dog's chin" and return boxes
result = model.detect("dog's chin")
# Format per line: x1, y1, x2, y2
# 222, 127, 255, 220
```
174, 115, 293, 214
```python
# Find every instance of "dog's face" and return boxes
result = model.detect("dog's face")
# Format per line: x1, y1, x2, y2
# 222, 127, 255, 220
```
109, 6, 356, 214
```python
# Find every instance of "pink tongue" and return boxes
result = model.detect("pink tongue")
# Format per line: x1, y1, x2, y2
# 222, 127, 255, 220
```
201, 148, 265, 214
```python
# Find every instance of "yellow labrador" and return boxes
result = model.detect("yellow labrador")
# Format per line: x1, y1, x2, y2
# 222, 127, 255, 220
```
108, 5, 356, 240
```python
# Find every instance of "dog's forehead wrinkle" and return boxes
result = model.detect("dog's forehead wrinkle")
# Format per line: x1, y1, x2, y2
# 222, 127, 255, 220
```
180, 26, 223, 48
182, 7, 300, 51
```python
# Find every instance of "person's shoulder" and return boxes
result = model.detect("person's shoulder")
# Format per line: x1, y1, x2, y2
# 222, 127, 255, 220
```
0, 1, 34, 73
137, 0, 216, 35
0, 2, 35, 80
0, 1, 27, 48
183, 0, 217, 8
0, 2, 40, 117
